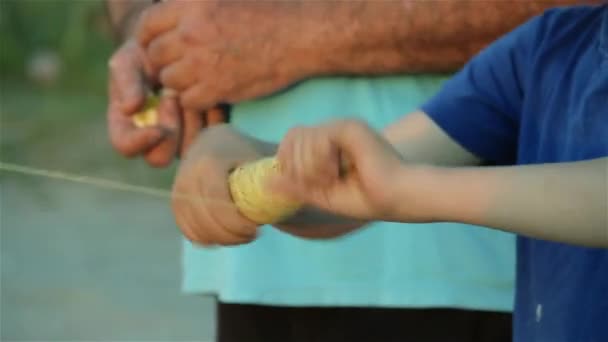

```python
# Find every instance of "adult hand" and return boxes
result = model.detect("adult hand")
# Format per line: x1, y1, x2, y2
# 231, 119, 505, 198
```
107, 39, 183, 167
171, 124, 266, 245
136, 0, 308, 112
107, 39, 228, 167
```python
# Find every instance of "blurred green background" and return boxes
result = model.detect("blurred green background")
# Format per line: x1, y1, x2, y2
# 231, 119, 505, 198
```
1, 1, 214, 340
0, 0, 160, 176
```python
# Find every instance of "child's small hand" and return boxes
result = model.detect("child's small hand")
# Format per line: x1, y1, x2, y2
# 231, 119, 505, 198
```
277, 125, 342, 189
272, 120, 408, 222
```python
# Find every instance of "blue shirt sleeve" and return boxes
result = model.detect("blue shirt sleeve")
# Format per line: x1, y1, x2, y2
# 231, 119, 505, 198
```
421, 14, 544, 164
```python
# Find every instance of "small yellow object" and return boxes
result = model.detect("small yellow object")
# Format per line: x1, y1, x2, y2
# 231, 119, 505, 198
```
228, 157, 302, 224
132, 95, 160, 128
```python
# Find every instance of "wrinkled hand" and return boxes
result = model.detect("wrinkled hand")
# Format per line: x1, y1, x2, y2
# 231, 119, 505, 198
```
136, 0, 308, 112
107, 39, 177, 167
272, 120, 410, 222
171, 124, 263, 246
107, 39, 227, 167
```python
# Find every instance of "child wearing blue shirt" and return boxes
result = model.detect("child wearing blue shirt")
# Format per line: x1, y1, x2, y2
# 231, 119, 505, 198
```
174, 4, 607, 341
267, 5, 607, 342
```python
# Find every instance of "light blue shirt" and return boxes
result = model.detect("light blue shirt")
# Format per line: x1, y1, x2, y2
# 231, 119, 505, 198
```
183, 76, 515, 311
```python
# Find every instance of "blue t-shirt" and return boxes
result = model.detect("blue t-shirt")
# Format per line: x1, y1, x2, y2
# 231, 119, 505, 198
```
422, 5, 608, 341
183, 76, 516, 311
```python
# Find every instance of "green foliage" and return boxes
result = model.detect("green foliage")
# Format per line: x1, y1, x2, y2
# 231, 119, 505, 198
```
0, 0, 114, 93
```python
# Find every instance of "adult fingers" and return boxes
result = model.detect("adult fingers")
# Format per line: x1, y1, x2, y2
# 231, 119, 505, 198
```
159, 56, 199, 91
180, 109, 204, 156
108, 46, 147, 113
146, 30, 183, 71
143, 95, 181, 167
107, 101, 165, 157
195, 162, 257, 242
136, 2, 179, 48
277, 126, 302, 181
179, 83, 217, 113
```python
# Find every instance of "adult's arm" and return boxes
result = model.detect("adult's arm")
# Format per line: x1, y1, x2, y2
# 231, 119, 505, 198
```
105, 0, 228, 166
294, 0, 594, 74
134, 1, 594, 111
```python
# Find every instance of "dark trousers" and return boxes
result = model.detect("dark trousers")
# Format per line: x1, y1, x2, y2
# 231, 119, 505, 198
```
217, 303, 512, 342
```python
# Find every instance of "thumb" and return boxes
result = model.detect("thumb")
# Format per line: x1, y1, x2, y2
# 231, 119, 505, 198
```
110, 43, 149, 113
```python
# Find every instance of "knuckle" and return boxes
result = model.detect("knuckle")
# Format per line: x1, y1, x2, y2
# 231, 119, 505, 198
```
160, 70, 187, 92
178, 23, 202, 45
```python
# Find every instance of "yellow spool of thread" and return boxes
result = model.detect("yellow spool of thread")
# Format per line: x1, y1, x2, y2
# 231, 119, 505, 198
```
132, 99, 301, 224
228, 157, 302, 224
132, 95, 160, 128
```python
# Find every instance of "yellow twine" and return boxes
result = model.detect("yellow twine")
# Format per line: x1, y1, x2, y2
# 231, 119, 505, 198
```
228, 157, 301, 224
1, 157, 303, 225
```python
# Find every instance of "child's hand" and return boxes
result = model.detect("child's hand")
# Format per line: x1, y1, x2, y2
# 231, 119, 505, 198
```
272, 120, 408, 222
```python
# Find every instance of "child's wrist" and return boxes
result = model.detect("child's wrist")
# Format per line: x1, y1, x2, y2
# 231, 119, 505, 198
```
392, 164, 455, 223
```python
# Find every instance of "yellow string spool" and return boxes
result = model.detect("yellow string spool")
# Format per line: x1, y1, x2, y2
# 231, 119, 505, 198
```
132, 98, 300, 224
131, 95, 160, 128
228, 157, 302, 224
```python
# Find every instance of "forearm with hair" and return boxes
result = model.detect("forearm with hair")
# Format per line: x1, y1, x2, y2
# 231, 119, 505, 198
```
297, 0, 599, 74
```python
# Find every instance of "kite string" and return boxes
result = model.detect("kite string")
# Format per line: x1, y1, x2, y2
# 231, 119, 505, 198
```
0, 161, 234, 207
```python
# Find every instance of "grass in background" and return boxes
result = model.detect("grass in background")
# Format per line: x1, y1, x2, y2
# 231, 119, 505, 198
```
0, 3, 211, 340
1, 0, 112, 91
1, 0, 175, 192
